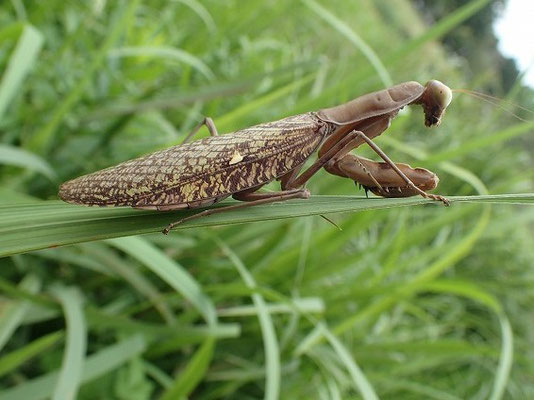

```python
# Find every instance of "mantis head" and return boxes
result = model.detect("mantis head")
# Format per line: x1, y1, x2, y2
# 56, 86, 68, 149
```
420, 80, 453, 127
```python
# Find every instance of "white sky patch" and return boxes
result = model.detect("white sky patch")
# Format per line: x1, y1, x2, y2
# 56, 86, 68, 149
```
494, 0, 534, 88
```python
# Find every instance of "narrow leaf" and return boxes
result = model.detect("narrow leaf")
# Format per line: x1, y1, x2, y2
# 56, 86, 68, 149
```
50, 287, 87, 400
0, 331, 63, 378
0, 275, 41, 351
0, 25, 44, 120
159, 338, 215, 400
106, 236, 217, 325
0, 145, 57, 181
0, 194, 533, 257
0, 335, 146, 400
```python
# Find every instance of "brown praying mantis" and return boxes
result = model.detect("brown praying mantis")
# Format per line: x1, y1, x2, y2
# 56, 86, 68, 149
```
59, 80, 453, 234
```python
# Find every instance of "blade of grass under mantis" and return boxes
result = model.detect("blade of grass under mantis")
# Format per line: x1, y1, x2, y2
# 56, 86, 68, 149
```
217, 239, 281, 400
50, 286, 87, 400
301, 0, 392, 87
1, 194, 534, 257
0, 25, 43, 121
0, 335, 146, 400
26, 0, 140, 154
106, 236, 217, 326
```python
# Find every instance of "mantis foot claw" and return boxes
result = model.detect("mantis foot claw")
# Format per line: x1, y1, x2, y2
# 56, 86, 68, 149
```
426, 193, 450, 206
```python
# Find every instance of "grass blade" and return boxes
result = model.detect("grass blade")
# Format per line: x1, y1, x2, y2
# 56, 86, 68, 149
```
26, 1, 140, 154
0, 335, 146, 400
50, 287, 87, 400
316, 322, 379, 400
490, 314, 513, 400
0, 25, 43, 120
0, 194, 533, 257
106, 236, 216, 325
159, 338, 215, 400
387, 0, 492, 64
0, 275, 40, 351
110, 46, 214, 81
218, 240, 281, 400
301, 0, 392, 87
0, 145, 57, 181
0, 332, 63, 378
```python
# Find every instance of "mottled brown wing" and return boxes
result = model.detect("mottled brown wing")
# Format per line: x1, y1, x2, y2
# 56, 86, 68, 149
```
59, 113, 327, 208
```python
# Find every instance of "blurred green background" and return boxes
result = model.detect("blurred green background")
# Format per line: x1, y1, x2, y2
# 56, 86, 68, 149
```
1, 0, 533, 399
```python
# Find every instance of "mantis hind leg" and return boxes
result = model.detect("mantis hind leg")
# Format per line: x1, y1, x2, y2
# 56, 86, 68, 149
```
162, 188, 310, 234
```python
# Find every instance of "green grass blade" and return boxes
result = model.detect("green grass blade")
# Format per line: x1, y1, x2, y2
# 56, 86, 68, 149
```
159, 338, 215, 400
218, 240, 281, 400
301, 0, 392, 87
215, 74, 315, 131
425, 121, 534, 164
316, 322, 379, 400
490, 314, 513, 400
421, 279, 501, 313
0, 331, 63, 378
0, 275, 40, 351
110, 46, 214, 81
106, 236, 217, 325
0, 145, 57, 181
50, 287, 87, 400
0, 25, 43, 121
1, 194, 533, 257
0, 335, 146, 400
297, 205, 491, 353
387, 0, 492, 64
217, 297, 324, 317
26, 1, 140, 154
0, 23, 24, 44
80, 243, 175, 324
175, 0, 216, 33
85, 307, 239, 344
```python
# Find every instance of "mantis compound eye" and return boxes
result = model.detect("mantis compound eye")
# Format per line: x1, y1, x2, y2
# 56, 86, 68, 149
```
422, 80, 453, 127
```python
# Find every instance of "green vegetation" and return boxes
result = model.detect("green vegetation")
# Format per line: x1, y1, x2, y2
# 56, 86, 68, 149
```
1, 0, 533, 399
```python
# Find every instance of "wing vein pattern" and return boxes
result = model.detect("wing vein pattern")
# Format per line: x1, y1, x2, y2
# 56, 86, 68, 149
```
59, 113, 327, 207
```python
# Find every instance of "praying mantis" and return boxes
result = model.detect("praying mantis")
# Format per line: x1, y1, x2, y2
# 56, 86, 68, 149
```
59, 80, 453, 233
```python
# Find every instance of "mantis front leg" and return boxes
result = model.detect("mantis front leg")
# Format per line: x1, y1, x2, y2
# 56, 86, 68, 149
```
325, 154, 439, 197
322, 130, 449, 204
350, 131, 449, 204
